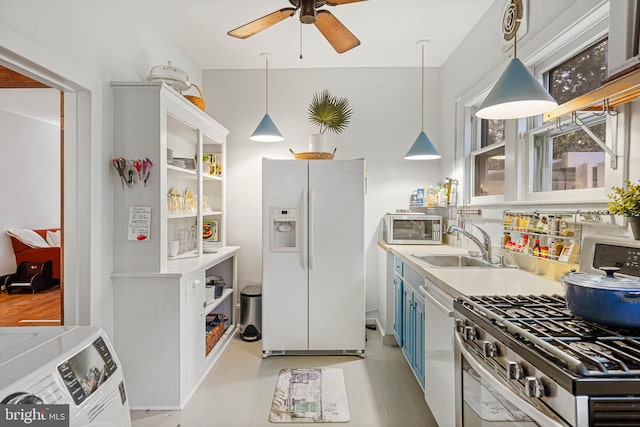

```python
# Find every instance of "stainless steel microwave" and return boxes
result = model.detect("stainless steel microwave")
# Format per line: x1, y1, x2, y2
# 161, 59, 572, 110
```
383, 213, 442, 245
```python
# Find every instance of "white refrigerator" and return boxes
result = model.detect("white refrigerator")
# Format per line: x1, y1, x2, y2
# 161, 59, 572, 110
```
262, 158, 365, 356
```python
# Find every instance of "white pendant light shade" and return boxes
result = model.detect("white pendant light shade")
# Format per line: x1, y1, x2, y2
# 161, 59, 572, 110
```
250, 52, 284, 142
250, 113, 284, 142
475, 58, 557, 119
405, 131, 441, 160
405, 39, 440, 160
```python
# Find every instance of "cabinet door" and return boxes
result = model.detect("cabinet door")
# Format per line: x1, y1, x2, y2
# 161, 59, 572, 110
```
413, 294, 425, 388
393, 276, 403, 346
183, 271, 206, 395
402, 285, 413, 361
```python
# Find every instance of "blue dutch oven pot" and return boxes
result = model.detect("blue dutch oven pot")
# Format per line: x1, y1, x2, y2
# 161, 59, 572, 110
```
561, 267, 640, 329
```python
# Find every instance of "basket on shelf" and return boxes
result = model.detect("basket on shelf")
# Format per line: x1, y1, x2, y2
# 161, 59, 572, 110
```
205, 322, 225, 356
183, 83, 205, 111
289, 148, 335, 160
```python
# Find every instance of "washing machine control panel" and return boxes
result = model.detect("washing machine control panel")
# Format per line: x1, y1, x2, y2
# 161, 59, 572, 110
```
57, 336, 118, 405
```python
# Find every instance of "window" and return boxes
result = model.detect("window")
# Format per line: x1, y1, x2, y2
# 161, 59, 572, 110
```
531, 37, 608, 194
532, 119, 605, 192
547, 38, 608, 104
472, 118, 506, 197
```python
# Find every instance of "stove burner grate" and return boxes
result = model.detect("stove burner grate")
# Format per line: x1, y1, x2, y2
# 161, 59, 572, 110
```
461, 294, 640, 377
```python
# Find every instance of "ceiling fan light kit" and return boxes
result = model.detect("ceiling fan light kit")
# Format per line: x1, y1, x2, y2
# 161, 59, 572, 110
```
405, 39, 441, 160
227, 0, 365, 54
475, 0, 557, 119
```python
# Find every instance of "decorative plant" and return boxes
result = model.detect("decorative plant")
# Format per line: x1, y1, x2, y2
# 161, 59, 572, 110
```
608, 180, 640, 217
307, 89, 353, 135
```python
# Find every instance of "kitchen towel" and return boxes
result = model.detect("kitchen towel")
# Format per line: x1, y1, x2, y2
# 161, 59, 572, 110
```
269, 368, 350, 423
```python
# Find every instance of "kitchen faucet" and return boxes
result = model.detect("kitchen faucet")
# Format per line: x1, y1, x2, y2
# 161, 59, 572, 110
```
446, 224, 492, 262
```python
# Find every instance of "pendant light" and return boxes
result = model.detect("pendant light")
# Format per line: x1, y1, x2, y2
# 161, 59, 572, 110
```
250, 53, 284, 142
405, 39, 441, 160
475, 1, 557, 119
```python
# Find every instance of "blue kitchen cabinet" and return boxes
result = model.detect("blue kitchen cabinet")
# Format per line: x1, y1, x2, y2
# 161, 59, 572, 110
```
393, 257, 425, 389
413, 294, 425, 387
393, 275, 403, 346
402, 284, 413, 361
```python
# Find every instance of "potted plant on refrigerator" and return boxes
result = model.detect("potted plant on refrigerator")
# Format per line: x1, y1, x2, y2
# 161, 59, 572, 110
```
307, 89, 353, 153
608, 180, 640, 239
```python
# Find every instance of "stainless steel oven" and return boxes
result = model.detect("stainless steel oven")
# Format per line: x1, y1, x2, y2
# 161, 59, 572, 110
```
454, 309, 572, 426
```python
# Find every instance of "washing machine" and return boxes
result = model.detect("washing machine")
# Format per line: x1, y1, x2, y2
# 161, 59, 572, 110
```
0, 326, 131, 426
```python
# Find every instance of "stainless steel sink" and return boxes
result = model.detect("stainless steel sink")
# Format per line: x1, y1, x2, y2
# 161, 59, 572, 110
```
412, 254, 496, 268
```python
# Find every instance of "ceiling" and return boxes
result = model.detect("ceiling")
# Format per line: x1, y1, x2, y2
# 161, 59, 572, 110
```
143, 0, 496, 69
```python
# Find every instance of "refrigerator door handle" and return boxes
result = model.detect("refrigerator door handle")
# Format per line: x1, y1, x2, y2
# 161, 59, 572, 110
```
300, 189, 308, 270
309, 188, 314, 270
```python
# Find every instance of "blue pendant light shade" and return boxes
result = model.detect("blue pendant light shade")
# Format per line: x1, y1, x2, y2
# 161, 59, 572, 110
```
405, 40, 441, 160
250, 113, 283, 142
405, 131, 441, 160
475, 58, 557, 119
475, 2, 556, 120
250, 53, 284, 142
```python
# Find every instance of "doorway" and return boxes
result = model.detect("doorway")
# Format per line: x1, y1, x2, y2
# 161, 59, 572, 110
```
0, 65, 63, 326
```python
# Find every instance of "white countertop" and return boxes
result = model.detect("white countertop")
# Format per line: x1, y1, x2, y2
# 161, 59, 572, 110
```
380, 242, 564, 299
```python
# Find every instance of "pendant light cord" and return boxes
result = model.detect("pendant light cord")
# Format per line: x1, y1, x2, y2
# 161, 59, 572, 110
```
421, 42, 425, 131
513, 0, 518, 58
265, 55, 269, 114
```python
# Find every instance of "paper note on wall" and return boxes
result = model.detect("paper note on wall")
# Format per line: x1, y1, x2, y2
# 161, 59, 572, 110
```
128, 207, 151, 241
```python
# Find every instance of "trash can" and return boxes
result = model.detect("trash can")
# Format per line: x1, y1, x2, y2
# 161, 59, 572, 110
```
239, 285, 262, 342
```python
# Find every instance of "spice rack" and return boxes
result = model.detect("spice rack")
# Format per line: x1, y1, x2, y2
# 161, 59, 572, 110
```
502, 210, 582, 263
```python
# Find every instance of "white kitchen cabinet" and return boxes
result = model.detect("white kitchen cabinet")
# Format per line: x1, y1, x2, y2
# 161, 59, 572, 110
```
111, 82, 238, 409
112, 248, 239, 409
112, 81, 229, 272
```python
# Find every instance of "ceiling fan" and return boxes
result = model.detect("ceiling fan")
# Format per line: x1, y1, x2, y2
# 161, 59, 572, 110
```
227, 0, 367, 54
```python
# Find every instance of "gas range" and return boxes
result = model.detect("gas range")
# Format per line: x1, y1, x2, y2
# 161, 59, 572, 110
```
452, 236, 640, 426
454, 293, 640, 426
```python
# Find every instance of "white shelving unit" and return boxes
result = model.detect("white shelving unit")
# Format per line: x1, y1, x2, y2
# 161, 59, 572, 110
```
111, 81, 239, 410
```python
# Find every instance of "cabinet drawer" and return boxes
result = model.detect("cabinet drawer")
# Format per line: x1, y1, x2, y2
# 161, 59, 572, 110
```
394, 257, 403, 276
403, 264, 424, 291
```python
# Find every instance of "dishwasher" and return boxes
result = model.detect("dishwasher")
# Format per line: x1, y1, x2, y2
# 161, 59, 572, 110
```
420, 279, 455, 427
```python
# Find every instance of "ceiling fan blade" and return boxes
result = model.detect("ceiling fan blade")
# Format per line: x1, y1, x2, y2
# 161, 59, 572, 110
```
227, 8, 296, 39
314, 10, 360, 54
325, 0, 367, 5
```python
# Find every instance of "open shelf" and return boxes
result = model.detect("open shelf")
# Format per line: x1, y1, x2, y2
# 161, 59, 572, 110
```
204, 288, 233, 313
168, 212, 197, 219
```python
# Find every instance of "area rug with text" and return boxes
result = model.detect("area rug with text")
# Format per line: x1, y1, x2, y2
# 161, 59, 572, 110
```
269, 368, 350, 423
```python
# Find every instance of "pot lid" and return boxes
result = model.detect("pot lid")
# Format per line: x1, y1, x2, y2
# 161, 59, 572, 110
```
146, 61, 191, 92
562, 268, 640, 290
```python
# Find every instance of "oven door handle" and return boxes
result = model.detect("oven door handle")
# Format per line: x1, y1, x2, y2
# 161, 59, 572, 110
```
455, 332, 569, 427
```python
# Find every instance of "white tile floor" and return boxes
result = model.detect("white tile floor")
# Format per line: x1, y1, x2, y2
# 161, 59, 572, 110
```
130, 330, 438, 427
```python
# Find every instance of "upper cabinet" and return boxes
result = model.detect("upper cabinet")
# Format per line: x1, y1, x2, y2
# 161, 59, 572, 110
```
112, 81, 229, 274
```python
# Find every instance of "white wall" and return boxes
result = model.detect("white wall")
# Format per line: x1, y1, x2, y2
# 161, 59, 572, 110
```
0, 89, 60, 276
203, 67, 443, 315
0, 1, 202, 337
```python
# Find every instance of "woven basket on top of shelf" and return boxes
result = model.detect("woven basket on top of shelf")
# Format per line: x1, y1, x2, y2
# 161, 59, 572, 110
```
184, 83, 205, 111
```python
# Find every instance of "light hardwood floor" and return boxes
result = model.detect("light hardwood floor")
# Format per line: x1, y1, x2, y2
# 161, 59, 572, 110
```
131, 330, 439, 427
0, 286, 61, 326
